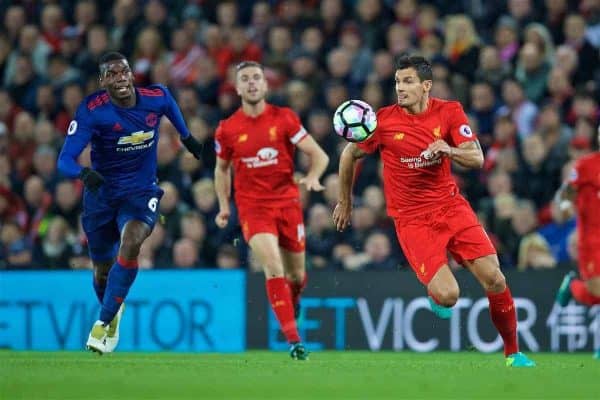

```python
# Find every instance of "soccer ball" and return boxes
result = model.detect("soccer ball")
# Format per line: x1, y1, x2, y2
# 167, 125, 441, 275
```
333, 100, 377, 142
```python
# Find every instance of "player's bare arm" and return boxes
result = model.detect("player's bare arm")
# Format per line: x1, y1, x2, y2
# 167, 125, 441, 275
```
427, 139, 484, 169
296, 135, 329, 191
214, 157, 233, 228
333, 143, 368, 231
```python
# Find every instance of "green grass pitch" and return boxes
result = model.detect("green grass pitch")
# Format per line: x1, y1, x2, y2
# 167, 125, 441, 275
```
1, 351, 598, 399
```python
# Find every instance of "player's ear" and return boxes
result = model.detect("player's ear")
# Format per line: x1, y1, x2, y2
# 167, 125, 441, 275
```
98, 76, 105, 89
423, 80, 432, 92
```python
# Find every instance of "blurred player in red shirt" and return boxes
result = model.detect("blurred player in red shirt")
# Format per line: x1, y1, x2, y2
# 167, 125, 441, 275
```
333, 56, 535, 367
555, 126, 600, 360
214, 61, 329, 360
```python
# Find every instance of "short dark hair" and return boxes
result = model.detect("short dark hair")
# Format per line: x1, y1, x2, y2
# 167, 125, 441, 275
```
98, 51, 127, 67
395, 55, 433, 82
235, 60, 264, 73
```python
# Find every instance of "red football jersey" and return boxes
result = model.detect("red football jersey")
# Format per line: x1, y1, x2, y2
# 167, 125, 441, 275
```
568, 152, 600, 246
357, 98, 476, 219
215, 104, 308, 207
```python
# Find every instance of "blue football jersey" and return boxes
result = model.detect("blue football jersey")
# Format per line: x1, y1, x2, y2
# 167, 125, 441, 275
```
58, 84, 191, 199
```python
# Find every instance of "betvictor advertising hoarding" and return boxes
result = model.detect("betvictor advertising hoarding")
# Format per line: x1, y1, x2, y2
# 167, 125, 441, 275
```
247, 270, 599, 352
0, 270, 246, 352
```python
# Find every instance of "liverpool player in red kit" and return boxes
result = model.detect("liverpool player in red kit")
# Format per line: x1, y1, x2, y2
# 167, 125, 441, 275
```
333, 56, 535, 367
555, 126, 600, 360
214, 61, 329, 360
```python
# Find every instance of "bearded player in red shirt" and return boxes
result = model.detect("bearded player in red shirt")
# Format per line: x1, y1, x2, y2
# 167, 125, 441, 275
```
555, 126, 600, 360
333, 56, 535, 367
214, 61, 329, 360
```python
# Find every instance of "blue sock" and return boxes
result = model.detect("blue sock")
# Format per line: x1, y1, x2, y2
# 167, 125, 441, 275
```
93, 277, 105, 304
100, 256, 138, 323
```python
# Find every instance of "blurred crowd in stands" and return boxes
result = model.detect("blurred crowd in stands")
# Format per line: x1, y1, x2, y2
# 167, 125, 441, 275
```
1, 0, 599, 273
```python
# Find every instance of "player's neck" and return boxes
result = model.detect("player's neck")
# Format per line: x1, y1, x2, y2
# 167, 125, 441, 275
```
403, 95, 430, 115
110, 92, 137, 108
241, 100, 266, 117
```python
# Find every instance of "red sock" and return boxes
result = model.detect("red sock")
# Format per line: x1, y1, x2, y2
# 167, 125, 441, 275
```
487, 287, 518, 356
266, 277, 300, 343
571, 279, 600, 305
287, 273, 307, 307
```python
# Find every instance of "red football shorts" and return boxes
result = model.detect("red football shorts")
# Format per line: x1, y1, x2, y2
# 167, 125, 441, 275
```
237, 201, 305, 252
393, 196, 496, 285
579, 244, 600, 279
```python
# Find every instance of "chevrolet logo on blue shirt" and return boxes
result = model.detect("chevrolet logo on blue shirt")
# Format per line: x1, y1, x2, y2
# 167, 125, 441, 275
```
118, 130, 155, 145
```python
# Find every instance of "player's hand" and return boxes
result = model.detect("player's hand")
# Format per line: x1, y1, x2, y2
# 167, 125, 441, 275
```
425, 140, 452, 159
181, 135, 203, 160
298, 175, 325, 191
215, 210, 230, 228
79, 167, 105, 193
333, 200, 352, 232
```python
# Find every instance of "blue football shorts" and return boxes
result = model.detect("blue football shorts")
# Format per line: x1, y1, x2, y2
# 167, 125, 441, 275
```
81, 187, 164, 262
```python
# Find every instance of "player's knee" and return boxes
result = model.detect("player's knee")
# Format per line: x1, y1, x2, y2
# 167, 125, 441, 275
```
433, 286, 459, 307
286, 269, 305, 283
120, 235, 144, 256
483, 270, 506, 293
262, 260, 285, 278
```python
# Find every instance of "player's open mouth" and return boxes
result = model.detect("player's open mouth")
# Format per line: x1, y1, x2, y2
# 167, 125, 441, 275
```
115, 86, 129, 95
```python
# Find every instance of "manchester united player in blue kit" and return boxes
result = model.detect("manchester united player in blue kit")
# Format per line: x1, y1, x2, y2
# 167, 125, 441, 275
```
57, 52, 203, 354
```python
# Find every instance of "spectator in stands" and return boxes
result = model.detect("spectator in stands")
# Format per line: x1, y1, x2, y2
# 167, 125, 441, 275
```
515, 42, 551, 103
498, 79, 538, 138
362, 231, 399, 271
10, 111, 36, 180
469, 82, 499, 147
6, 55, 42, 113
32, 216, 74, 270
523, 23, 555, 64
32, 145, 59, 191
444, 14, 480, 83
216, 244, 240, 269
158, 181, 187, 242
0, 221, 32, 269
172, 237, 200, 268
138, 224, 169, 269
132, 27, 166, 86
474, 45, 512, 92
75, 25, 109, 79
305, 203, 337, 269
563, 14, 597, 87
3, 5, 26, 45
517, 232, 557, 270
51, 180, 82, 230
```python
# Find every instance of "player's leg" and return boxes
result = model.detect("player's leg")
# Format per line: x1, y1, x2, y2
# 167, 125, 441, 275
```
92, 219, 150, 354
88, 191, 160, 354
281, 249, 306, 320
446, 198, 534, 366
557, 249, 600, 307
463, 254, 535, 367
278, 203, 307, 320
92, 260, 113, 304
393, 215, 456, 319
426, 265, 460, 319
81, 198, 121, 353
250, 234, 303, 344
241, 205, 306, 359
82, 194, 120, 304
100, 220, 151, 324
